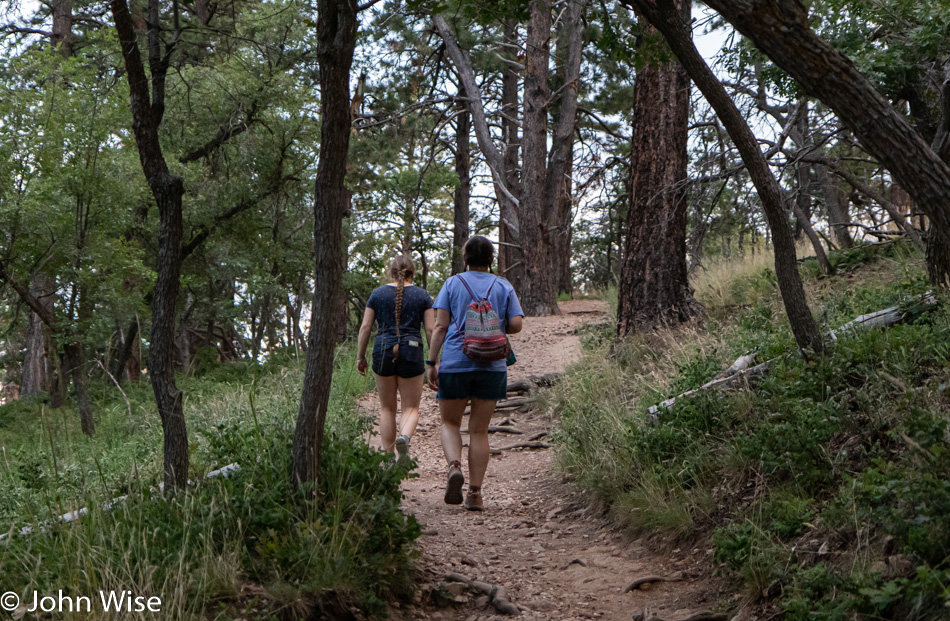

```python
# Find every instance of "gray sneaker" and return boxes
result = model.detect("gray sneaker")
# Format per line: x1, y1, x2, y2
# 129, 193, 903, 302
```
395, 434, 412, 468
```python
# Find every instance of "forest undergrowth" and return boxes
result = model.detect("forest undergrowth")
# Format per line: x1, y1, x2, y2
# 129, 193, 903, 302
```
549, 241, 950, 620
0, 347, 419, 619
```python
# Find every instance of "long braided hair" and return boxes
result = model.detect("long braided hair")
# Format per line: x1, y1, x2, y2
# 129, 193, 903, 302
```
389, 255, 415, 361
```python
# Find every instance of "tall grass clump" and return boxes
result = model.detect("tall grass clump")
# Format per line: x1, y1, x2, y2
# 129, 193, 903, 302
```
552, 242, 950, 618
0, 346, 418, 618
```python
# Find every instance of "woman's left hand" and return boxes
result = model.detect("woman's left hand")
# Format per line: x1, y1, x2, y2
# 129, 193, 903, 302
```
357, 357, 368, 376
426, 365, 439, 391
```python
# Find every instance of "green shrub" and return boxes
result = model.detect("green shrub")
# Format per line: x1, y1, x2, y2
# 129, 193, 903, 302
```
0, 347, 414, 618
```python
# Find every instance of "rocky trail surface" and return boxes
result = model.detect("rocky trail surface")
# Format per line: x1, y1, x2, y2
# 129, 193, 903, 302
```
363, 300, 724, 621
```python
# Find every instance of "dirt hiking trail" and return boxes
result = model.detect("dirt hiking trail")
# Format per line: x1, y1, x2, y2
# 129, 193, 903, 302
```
363, 300, 723, 621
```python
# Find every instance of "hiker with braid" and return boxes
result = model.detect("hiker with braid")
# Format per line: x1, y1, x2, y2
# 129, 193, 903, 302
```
357, 255, 434, 466
426, 236, 524, 510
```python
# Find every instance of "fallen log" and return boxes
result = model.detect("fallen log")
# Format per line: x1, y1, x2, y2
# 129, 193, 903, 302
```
648, 292, 938, 415
829, 291, 936, 340
1, 462, 241, 543
528, 431, 548, 441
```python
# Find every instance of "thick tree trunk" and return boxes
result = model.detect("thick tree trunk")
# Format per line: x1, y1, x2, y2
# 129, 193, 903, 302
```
111, 0, 189, 489
617, 0, 700, 336
499, 18, 524, 285
704, 0, 950, 285
452, 96, 471, 276
291, 0, 358, 495
547, 0, 586, 296
518, 0, 560, 316
51, 0, 73, 56
21, 275, 56, 398
623, 0, 824, 353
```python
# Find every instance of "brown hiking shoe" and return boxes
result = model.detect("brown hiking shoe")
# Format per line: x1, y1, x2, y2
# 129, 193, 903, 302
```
465, 486, 484, 511
445, 461, 464, 505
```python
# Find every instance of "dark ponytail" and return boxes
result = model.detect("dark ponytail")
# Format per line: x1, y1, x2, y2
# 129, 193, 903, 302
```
389, 255, 415, 360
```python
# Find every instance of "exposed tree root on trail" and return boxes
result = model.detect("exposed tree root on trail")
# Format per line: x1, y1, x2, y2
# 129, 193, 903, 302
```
362, 300, 725, 620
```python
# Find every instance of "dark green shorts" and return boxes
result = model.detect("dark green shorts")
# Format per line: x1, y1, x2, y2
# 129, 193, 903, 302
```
437, 371, 507, 401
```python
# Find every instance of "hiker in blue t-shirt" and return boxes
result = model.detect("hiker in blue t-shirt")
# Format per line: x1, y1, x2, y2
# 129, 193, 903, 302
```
357, 255, 434, 467
426, 236, 524, 511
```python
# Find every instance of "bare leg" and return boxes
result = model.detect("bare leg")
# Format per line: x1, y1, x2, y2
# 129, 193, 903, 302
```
396, 373, 424, 438
439, 398, 469, 465
374, 373, 399, 452
467, 398, 496, 489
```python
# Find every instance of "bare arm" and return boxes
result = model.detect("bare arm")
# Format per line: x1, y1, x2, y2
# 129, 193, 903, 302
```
428, 308, 450, 363
425, 308, 451, 390
356, 307, 375, 375
423, 307, 435, 347
505, 315, 523, 334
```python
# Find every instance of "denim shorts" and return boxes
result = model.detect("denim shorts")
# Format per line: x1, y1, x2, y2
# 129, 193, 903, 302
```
372, 341, 424, 378
437, 371, 508, 401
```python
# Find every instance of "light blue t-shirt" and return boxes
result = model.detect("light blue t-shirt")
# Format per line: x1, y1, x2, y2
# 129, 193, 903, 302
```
433, 272, 524, 373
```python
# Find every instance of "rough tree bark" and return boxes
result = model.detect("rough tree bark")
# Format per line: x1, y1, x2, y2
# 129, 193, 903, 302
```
547, 0, 586, 296
51, 0, 73, 56
704, 0, 950, 289
110, 0, 189, 489
623, 0, 824, 353
20, 275, 56, 398
291, 0, 358, 494
927, 82, 950, 286
499, 18, 524, 285
817, 162, 853, 249
616, 0, 701, 336
518, 0, 560, 316
452, 93, 471, 276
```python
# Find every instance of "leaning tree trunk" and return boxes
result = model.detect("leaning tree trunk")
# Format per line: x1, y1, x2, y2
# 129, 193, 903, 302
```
111, 0, 189, 489
291, 0, 358, 495
617, 0, 701, 336
434, 15, 522, 284
452, 95, 471, 276
623, 0, 824, 353
704, 0, 950, 290
518, 0, 561, 316
548, 0, 586, 296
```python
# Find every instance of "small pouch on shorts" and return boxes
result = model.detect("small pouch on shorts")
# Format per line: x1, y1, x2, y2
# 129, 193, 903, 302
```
401, 339, 423, 363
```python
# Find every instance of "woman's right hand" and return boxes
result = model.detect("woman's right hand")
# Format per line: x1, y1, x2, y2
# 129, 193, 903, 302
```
357, 357, 368, 376
426, 365, 439, 391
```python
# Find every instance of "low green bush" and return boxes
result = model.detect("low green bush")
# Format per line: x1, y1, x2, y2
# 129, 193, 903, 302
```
552, 249, 950, 618
0, 347, 417, 618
